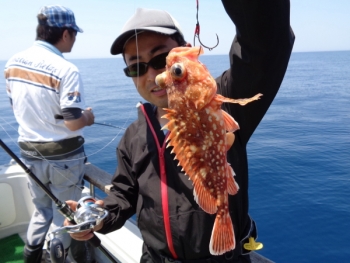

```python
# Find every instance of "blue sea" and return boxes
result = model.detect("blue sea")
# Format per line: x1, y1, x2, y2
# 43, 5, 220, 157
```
1, 51, 349, 263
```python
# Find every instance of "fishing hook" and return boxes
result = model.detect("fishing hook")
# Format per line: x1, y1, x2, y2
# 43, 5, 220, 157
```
193, 0, 219, 51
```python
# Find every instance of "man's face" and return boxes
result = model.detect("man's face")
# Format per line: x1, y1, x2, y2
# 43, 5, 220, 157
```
123, 31, 179, 109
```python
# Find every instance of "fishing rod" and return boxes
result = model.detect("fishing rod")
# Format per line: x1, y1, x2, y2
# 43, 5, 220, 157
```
0, 139, 118, 263
54, 114, 125, 130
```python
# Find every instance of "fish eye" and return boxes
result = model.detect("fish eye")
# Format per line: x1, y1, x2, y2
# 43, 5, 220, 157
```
171, 63, 185, 80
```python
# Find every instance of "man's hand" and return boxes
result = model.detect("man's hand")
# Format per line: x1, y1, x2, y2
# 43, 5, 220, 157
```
64, 199, 105, 241
83, 107, 95, 126
64, 107, 95, 131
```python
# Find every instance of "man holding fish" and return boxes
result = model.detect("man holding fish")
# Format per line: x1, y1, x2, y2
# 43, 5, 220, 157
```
66, 0, 295, 262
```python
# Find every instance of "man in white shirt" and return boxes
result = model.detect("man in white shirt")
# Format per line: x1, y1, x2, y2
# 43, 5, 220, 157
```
4, 5, 94, 262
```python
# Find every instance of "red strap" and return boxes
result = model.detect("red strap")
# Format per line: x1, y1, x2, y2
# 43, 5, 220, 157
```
140, 105, 178, 259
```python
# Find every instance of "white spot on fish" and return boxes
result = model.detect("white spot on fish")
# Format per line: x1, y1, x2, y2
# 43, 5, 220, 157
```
200, 168, 207, 179
190, 145, 197, 152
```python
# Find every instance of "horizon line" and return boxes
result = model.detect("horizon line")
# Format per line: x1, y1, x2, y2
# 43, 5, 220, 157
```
0, 49, 349, 62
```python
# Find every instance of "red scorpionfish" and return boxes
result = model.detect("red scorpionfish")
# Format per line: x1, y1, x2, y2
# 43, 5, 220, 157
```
155, 46, 262, 255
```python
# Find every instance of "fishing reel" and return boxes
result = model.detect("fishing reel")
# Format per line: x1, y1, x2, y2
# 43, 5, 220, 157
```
48, 196, 108, 263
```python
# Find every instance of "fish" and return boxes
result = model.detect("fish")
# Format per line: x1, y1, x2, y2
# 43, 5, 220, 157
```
155, 46, 262, 255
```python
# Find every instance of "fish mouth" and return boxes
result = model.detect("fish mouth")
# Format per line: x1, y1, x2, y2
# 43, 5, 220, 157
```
155, 73, 166, 89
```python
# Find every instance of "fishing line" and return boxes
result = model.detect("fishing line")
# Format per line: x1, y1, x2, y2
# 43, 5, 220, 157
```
54, 114, 126, 130
1, 27, 136, 194
0, 118, 90, 190
0, 114, 122, 194
193, 0, 219, 51
1, 1, 161, 195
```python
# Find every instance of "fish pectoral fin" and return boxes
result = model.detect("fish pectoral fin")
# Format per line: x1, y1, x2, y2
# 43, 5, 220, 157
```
225, 132, 235, 150
221, 110, 239, 132
226, 164, 239, 195
193, 180, 217, 214
216, 93, 263, 106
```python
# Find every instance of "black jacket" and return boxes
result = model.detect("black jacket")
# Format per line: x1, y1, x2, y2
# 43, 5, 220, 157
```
99, 0, 295, 261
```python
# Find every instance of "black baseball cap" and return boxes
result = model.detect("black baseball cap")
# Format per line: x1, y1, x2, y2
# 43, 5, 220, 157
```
110, 8, 184, 55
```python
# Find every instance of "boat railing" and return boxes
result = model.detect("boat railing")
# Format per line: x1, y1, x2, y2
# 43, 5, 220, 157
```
83, 162, 113, 198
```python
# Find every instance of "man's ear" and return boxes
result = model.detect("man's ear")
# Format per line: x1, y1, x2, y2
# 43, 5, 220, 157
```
184, 42, 192, 47
62, 29, 70, 42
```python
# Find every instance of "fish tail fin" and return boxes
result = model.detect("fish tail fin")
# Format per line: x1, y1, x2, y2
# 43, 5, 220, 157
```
210, 213, 235, 255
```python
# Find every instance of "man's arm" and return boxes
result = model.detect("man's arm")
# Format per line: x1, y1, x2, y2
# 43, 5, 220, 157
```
218, 0, 295, 144
65, 135, 138, 238
63, 107, 95, 131
60, 69, 95, 131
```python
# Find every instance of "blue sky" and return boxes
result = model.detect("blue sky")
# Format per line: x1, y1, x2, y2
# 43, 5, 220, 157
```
0, 0, 349, 60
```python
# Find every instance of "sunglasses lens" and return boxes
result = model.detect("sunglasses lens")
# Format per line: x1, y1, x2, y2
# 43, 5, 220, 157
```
123, 52, 169, 77
124, 63, 147, 77
149, 53, 168, 70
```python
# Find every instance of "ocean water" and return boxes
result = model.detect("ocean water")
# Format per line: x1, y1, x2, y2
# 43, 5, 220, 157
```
1, 51, 349, 263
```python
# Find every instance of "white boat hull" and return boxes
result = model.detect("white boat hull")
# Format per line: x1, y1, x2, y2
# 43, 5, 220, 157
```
0, 161, 143, 263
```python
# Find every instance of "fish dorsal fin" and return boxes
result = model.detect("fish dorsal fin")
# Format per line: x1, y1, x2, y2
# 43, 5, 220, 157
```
170, 46, 204, 61
221, 110, 239, 132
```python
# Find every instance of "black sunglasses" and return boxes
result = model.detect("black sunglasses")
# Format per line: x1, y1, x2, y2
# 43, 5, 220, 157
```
123, 52, 169, 77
